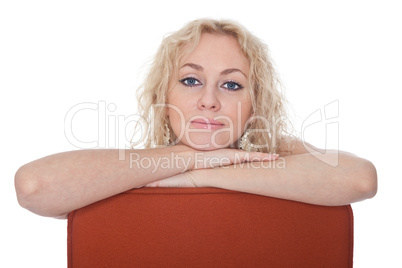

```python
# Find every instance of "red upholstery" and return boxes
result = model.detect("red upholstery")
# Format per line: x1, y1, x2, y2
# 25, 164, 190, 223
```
67, 188, 353, 267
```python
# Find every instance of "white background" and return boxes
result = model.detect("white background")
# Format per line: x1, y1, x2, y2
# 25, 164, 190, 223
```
1, 0, 401, 267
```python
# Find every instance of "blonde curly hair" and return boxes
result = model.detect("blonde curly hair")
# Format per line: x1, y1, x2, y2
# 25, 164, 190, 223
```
134, 19, 289, 153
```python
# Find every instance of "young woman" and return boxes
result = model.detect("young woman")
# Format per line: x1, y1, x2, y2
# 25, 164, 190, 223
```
15, 19, 377, 219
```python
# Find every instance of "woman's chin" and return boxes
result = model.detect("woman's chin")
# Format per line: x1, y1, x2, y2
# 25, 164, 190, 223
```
178, 139, 233, 151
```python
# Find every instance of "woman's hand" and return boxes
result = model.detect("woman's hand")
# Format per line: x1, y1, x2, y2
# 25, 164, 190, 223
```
144, 147, 279, 188
187, 147, 279, 170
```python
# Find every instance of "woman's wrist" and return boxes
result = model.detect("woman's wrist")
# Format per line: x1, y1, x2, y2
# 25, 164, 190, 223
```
159, 144, 197, 172
189, 168, 208, 187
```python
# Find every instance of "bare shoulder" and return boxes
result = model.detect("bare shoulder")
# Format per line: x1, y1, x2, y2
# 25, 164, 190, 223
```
277, 136, 356, 157
277, 136, 325, 157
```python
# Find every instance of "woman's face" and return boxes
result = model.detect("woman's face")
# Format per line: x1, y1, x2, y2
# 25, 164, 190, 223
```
167, 33, 253, 150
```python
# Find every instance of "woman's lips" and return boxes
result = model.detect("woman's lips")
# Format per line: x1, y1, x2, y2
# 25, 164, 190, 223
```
190, 119, 225, 130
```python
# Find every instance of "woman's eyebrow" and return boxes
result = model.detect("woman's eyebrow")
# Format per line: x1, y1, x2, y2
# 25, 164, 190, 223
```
180, 63, 247, 78
220, 68, 247, 78
180, 63, 203, 71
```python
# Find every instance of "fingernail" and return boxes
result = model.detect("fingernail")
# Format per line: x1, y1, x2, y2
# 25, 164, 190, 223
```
268, 153, 279, 160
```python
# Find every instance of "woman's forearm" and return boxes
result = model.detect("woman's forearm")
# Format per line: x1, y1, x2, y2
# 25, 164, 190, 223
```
195, 152, 377, 206
14, 146, 193, 218
14, 146, 270, 218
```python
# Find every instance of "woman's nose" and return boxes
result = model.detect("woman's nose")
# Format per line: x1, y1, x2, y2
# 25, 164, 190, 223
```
197, 87, 221, 111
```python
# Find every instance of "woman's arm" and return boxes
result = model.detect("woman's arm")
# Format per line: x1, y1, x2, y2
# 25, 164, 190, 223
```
194, 151, 377, 206
152, 141, 377, 206
14, 146, 271, 218
14, 147, 190, 219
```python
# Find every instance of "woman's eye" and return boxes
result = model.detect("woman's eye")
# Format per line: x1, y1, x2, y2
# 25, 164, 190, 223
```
179, 77, 201, 87
222, 81, 243, 91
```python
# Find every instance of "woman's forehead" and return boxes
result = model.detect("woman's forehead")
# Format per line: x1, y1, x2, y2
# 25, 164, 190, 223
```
178, 33, 249, 74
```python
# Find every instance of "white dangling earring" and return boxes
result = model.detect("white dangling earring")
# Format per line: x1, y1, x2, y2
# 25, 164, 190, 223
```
239, 129, 258, 152
163, 123, 171, 146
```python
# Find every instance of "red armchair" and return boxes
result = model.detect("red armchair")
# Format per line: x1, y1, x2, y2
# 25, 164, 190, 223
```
68, 187, 353, 267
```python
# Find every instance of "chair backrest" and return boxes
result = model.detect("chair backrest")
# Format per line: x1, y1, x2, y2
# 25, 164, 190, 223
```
68, 187, 353, 267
